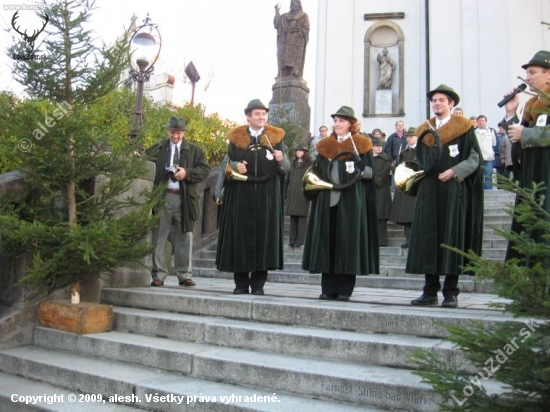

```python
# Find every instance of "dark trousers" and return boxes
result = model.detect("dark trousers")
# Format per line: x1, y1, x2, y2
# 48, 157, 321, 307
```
234, 271, 267, 292
378, 219, 388, 246
423, 274, 459, 298
289, 215, 307, 247
321, 206, 357, 297
403, 223, 411, 243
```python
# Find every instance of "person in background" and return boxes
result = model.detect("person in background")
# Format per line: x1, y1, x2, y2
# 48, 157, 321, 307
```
498, 122, 513, 178
302, 106, 379, 301
383, 120, 407, 165
469, 116, 478, 129
474, 115, 497, 190
309, 125, 328, 161
372, 128, 384, 141
384, 120, 407, 192
390, 127, 418, 248
494, 122, 507, 177
216, 99, 290, 295
453, 107, 463, 116
146, 117, 211, 287
285, 142, 312, 248
407, 84, 484, 309
372, 137, 392, 246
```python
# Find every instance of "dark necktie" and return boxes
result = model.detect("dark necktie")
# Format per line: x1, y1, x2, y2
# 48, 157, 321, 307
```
173, 146, 179, 166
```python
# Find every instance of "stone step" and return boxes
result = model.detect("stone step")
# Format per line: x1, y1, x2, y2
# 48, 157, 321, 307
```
194, 250, 505, 273
192, 268, 494, 292
0, 346, 373, 412
33, 323, 461, 378
0, 372, 139, 411
17, 332, 501, 412
196, 237, 508, 262
100, 282, 517, 339
109, 308, 463, 370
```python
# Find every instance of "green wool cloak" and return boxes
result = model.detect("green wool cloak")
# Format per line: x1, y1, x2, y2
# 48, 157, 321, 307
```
302, 134, 379, 276
406, 116, 484, 276
506, 89, 550, 264
390, 146, 417, 224
216, 125, 287, 273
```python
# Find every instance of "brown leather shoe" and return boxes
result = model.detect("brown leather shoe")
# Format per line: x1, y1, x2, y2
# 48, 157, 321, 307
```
179, 279, 196, 287
150, 279, 164, 287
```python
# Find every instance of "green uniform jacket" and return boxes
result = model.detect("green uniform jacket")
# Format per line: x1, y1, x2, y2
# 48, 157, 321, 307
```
373, 152, 392, 220
390, 146, 417, 224
302, 134, 379, 276
406, 116, 484, 275
216, 125, 288, 272
506, 91, 550, 264
285, 157, 312, 217
146, 138, 210, 232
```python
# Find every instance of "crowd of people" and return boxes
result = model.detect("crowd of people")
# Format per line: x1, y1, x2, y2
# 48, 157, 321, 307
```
144, 50, 550, 309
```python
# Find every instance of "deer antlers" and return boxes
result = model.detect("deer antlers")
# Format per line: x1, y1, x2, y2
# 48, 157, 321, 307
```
11, 11, 49, 51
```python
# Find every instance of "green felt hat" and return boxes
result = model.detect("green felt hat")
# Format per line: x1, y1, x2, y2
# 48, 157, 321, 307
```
164, 117, 187, 131
427, 84, 460, 105
330, 105, 357, 122
405, 127, 417, 136
244, 99, 269, 115
521, 50, 550, 70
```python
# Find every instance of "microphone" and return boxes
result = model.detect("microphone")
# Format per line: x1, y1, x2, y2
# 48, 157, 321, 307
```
497, 84, 527, 108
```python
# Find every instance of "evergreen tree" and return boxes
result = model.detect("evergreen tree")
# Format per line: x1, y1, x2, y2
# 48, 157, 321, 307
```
410, 173, 550, 410
0, 0, 163, 290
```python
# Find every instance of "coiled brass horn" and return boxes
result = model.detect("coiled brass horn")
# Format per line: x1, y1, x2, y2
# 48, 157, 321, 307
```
302, 151, 364, 200
302, 167, 333, 200
394, 126, 442, 196
394, 162, 425, 196
225, 165, 248, 182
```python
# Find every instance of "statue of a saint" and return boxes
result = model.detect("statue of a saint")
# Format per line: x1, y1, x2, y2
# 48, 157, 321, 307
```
377, 48, 394, 90
274, 0, 310, 79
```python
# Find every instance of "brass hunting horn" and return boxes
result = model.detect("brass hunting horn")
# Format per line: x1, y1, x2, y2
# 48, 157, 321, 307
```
394, 125, 442, 196
302, 150, 365, 200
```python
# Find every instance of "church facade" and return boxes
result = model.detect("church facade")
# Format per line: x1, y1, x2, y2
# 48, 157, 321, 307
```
313, 0, 550, 132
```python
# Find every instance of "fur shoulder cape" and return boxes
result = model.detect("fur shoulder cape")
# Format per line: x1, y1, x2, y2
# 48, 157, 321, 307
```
227, 124, 285, 150
416, 114, 472, 146
523, 85, 550, 125
316, 134, 373, 160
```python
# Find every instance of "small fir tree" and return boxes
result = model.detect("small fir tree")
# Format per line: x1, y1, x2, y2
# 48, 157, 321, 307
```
409, 172, 550, 410
0, 0, 163, 290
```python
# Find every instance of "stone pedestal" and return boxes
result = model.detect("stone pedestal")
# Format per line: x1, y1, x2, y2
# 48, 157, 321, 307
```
269, 78, 311, 142
375, 89, 393, 114
37, 300, 114, 334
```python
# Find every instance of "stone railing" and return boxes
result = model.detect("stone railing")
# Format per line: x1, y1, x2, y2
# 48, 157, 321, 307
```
0, 166, 221, 348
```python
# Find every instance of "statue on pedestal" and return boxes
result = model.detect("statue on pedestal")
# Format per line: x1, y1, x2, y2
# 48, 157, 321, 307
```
377, 48, 394, 90
274, 0, 310, 79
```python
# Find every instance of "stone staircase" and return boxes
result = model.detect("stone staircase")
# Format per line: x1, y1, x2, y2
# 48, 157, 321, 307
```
0, 190, 522, 411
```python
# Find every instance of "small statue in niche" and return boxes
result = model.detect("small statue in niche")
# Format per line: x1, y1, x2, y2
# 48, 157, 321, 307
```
377, 48, 395, 90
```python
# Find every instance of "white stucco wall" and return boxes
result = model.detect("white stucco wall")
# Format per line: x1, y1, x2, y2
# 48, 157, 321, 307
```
315, 0, 550, 134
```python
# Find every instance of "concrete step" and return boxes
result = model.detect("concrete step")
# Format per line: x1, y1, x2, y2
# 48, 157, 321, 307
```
33, 323, 462, 378
0, 346, 373, 412
0, 336, 467, 411
109, 308, 462, 370
0, 372, 139, 411
100, 281, 517, 339
196, 253, 505, 272
191, 268, 496, 292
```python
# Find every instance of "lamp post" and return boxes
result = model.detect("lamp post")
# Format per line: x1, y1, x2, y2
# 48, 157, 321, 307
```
128, 14, 161, 139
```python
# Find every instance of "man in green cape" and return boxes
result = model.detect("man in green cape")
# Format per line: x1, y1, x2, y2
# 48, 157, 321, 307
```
407, 85, 484, 308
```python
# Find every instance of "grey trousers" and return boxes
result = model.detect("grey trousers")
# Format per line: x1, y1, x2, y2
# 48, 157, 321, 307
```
152, 193, 193, 281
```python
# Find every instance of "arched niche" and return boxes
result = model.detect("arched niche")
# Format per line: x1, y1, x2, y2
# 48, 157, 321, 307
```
363, 20, 405, 117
